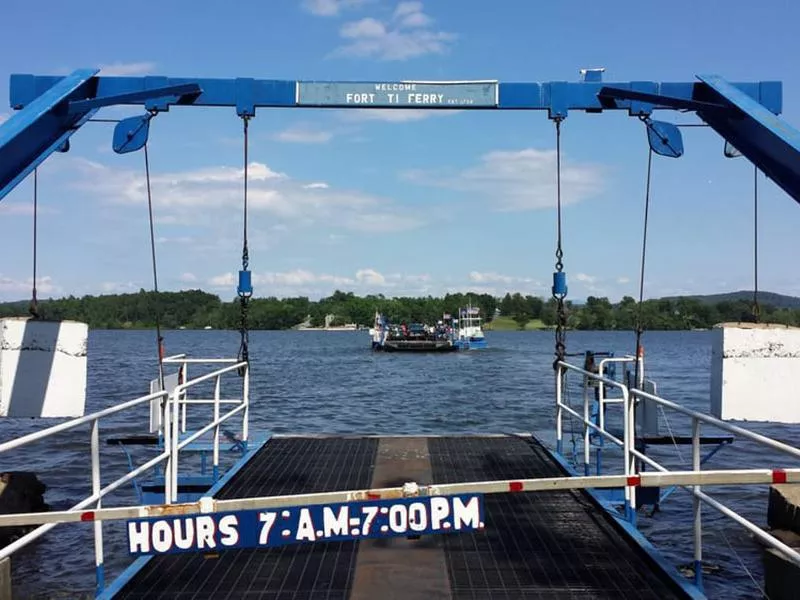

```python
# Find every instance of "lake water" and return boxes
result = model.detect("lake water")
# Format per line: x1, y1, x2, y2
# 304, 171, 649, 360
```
3, 328, 798, 599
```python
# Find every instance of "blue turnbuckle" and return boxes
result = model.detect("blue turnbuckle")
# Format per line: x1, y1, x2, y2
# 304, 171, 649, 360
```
237, 270, 253, 297
552, 271, 567, 297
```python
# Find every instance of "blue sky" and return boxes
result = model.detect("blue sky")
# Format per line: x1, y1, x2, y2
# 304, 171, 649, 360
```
0, 0, 799, 302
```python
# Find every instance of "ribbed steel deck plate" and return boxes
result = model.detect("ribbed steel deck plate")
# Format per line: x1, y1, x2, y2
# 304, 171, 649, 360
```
113, 435, 690, 599
428, 436, 686, 599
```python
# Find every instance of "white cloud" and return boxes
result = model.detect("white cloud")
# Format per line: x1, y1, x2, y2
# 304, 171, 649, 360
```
0, 202, 58, 217
98, 62, 156, 76
403, 147, 605, 211
302, 0, 370, 16
575, 273, 597, 283
0, 275, 58, 298
332, 2, 456, 60
100, 281, 138, 293
274, 126, 334, 144
68, 158, 420, 234
336, 108, 461, 123
617, 276, 631, 284
467, 271, 544, 296
208, 268, 435, 297
179, 273, 198, 283
356, 268, 385, 285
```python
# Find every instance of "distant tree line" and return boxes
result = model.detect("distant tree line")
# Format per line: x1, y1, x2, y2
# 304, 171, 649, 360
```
0, 288, 796, 331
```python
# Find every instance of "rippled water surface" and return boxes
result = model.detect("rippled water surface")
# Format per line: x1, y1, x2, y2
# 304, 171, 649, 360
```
3, 329, 797, 599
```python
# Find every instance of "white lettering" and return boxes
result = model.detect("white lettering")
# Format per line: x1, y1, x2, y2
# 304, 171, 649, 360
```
430, 497, 450, 530
408, 502, 428, 532
296, 508, 317, 541
345, 93, 375, 104
219, 515, 239, 547
453, 496, 481, 530
259, 512, 277, 544
374, 83, 416, 92
196, 515, 216, 549
152, 520, 173, 553
128, 521, 150, 553
406, 93, 445, 104
387, 93, 397, 104
173, 518, 195, 550
388, 505, 407, 533
323, 506, 348, 537
361, 506, 378, 535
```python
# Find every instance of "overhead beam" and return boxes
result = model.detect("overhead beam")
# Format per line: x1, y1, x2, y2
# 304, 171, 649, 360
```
9, 73, 781, 116
4, 70, 800, 205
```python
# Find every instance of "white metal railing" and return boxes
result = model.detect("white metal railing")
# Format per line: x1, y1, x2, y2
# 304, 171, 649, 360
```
0, 357, 249, 595
555, 358, 800, 590
162, 354, 243, 435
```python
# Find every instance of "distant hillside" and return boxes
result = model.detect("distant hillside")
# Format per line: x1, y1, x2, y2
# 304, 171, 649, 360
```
660, 290, 800, 309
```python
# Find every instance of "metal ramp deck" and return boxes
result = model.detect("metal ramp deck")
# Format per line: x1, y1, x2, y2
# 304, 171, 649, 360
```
112, 434, 691, 599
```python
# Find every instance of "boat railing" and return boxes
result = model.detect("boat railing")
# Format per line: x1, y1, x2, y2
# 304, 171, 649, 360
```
556, 358, 800, 590
0, 357, 249, 594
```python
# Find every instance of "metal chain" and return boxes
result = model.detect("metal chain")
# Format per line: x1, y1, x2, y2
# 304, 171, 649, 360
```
237, 115, 252, 375
552, 116, 567, 369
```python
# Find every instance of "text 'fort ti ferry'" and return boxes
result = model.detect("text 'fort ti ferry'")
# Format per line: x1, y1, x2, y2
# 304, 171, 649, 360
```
5, 67, 800, 600
369, 307, 487, 352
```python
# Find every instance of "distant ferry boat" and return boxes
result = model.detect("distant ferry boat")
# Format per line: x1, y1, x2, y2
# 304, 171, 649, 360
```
452, 305, 488, 350
369, 306, 487, 352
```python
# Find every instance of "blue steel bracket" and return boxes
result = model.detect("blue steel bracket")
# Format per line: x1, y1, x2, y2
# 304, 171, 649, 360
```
67, 83, 202, 114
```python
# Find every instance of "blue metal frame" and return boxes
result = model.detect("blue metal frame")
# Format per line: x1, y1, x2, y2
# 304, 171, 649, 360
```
3, 69, 800, 204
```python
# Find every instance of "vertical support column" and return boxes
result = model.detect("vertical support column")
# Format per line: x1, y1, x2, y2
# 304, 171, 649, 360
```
213, 375, 221, 481
90, 419, 105, 594
692, 417, 703, 592
555, 365, 563, 455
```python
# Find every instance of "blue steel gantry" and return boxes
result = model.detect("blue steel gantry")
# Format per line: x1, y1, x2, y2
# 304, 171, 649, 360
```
1, 68, 800, 205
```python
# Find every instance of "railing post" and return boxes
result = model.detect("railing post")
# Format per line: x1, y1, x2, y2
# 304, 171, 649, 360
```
555, 363, 563, 455
90, 419, 104, 594
162, 392, 172, 504
181, 361, 188, 434
242, 362, 250, 445
622, 387, 636, 524
213, 374, 221, 481
692, 416, 703, 592
583, 377, 590, 476
171, 387, 181, 503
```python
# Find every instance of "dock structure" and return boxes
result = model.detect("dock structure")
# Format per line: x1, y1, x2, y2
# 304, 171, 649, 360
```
112, 434, 690, 599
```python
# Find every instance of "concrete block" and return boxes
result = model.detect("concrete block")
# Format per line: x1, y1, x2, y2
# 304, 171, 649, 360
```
710, 322, 800, 423
0, 317, 88, 418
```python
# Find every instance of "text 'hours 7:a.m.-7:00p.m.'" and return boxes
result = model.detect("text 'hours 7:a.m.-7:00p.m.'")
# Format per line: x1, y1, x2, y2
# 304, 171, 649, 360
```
126, 494, 486, 556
